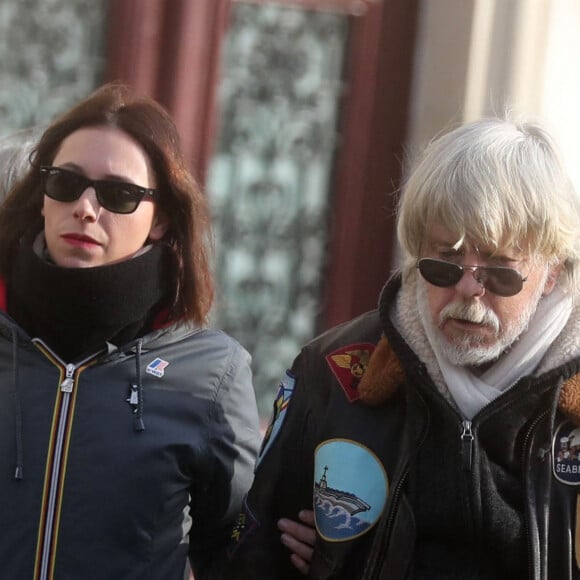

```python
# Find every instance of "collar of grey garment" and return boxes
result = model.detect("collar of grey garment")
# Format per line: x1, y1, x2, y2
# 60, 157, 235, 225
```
358, 272, 580, 425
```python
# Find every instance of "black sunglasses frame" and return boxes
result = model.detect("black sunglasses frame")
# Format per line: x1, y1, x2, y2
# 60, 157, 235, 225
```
416, 257, 528, 297
40, 166, 158, 214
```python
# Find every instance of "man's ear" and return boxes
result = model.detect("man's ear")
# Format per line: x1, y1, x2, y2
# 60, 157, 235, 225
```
148, 210, 169, 241
543, 262, 564, 296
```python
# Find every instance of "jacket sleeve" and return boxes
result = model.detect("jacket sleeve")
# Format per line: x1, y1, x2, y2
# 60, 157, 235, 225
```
189, 340, 262, 579
218, 350, 317, 580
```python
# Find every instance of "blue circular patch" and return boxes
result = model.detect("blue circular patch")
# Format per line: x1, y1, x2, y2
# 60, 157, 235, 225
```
314, 439, 388, 542
553, 421, 580, 485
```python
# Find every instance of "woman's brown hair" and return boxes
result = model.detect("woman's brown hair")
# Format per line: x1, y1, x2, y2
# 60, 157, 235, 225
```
0, 82, 214, 325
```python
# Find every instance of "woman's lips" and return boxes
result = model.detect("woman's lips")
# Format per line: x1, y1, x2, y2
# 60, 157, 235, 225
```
61, 233, 101, 248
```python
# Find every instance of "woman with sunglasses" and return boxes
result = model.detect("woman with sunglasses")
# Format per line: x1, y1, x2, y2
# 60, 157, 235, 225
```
223, 116, 580, 580
0, 83, 261, 580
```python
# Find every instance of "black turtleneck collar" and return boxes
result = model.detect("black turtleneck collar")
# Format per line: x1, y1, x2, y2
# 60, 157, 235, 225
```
7, 234, 169, 362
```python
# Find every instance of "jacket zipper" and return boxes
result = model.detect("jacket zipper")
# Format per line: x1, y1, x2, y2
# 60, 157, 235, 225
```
521, 409, 549, 580
361, 466, 409, 580
32, 341, 102, 580
362, 389, 431, 579
461, 420, 474, 471
37, 363, 78, 580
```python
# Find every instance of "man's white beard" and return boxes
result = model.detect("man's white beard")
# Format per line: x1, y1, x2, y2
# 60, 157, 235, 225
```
416, 273, 547, 367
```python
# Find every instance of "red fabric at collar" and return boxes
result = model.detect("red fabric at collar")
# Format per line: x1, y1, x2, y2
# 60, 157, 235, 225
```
0, 278, 7, 312
151, 307, 174, 330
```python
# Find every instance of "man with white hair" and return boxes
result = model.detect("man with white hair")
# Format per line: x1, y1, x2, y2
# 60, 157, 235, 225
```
0, 127, 41, 199
223, 116, 580, 579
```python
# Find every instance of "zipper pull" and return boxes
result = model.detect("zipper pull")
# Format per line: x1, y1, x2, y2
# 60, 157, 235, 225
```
60, 364, 75, 393
461, 420, 474, 471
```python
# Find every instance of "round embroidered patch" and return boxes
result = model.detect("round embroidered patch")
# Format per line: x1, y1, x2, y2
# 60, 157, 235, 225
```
314, 439, 388, 542
553, 421, 580, 485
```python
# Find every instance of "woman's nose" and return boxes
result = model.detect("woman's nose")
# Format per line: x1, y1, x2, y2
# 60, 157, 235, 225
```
72, 188, 100, 221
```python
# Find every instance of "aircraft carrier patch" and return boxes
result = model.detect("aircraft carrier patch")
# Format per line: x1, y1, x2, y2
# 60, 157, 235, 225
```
314, 439, 388, 541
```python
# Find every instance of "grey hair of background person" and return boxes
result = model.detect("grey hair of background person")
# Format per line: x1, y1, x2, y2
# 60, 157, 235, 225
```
0, 127, 43, 202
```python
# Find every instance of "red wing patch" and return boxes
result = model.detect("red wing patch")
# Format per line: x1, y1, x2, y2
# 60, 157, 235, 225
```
326, 343, 376, 402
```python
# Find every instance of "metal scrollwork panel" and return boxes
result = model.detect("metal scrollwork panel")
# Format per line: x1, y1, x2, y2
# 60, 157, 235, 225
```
0, 0, 107, 134
207, 2, 350, 415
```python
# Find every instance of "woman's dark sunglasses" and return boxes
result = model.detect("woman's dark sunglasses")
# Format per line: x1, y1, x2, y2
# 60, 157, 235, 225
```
416, 257, 527, 297
40, 166, 158, 214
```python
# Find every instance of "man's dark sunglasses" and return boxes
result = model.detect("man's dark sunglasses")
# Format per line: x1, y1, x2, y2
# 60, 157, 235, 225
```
417, 257, 528, 297
40, 166, 159, 214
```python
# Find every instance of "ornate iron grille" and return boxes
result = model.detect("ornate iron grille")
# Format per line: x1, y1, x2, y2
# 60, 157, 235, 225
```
207, 2, 350, 416
0, 0, 107, 133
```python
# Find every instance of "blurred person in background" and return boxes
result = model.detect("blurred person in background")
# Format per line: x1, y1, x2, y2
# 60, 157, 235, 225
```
0, 126, 41, 201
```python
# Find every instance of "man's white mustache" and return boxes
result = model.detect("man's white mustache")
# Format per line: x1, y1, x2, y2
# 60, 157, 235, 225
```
439, 301, 501, 334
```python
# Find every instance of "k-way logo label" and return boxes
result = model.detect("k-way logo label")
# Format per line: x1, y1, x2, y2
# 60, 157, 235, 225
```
146, 357, 169, 378
553, 421, 580, 485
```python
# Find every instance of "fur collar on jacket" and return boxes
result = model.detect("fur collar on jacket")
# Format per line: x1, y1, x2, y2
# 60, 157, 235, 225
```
359, 273, 580, 425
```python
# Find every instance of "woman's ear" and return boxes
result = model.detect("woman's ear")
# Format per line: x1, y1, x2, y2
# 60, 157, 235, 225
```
148, 210, 169, 241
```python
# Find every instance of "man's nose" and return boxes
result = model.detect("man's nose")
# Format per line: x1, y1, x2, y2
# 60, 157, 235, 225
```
454, 265, 485, 297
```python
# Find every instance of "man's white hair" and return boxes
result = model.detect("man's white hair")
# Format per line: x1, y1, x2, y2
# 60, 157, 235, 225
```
0, 127, 42, 202
397, 116, 580, 292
